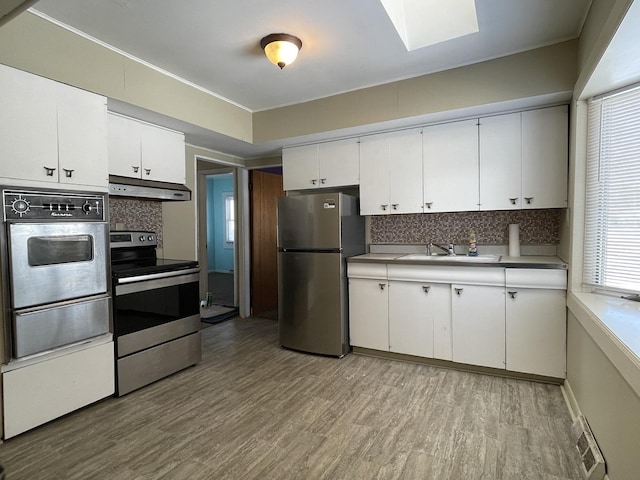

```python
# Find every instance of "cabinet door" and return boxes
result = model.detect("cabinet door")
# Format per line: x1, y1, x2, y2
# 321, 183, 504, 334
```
521, 106, 568, 209
389, 281, 450, 358
348, 278, 389, 351
107, 113, 142, 179
388, 129, 423, 214
506, 288, 566, 378
139, 122, 186, 184
451, 284, 505, 369
479, 112, 522, 210
318, 138, 359, 187
282, 144, 319, 190
0, 64, 59, 183
57, 85, 108, 187
359, 134, 391, 215
423, 119, 479, 213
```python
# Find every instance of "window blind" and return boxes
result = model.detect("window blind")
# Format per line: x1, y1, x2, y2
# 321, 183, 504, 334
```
584, 86, 640, 294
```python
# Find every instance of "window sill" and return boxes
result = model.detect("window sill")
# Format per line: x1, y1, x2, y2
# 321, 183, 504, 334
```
568, 292, 640, 398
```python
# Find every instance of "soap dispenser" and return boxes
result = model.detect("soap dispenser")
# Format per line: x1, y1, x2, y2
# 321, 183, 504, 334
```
468, 231, 478, 256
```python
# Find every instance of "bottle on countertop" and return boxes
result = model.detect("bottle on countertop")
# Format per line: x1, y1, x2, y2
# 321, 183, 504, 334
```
468, 231, 478, 256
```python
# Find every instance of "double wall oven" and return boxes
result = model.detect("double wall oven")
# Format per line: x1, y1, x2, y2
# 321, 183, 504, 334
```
0, 187, 114, 439
110, 231, 201, 396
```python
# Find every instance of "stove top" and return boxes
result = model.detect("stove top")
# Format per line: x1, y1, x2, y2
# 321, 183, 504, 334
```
111, 258, 199, 279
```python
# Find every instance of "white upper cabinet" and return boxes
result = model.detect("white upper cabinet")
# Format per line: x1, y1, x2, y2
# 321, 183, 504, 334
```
107, 113, 186, 185
521, 105, 568, 209
282, 138, 359, 190
0, 64, 108, 188
423, 119, 479, 213
57, 85, 108, 187
479, 112, 522, 210
479, 106, 568, 210
360, 129, 423, 215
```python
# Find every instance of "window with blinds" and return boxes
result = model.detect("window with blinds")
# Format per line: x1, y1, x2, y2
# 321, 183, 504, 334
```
584, 86, 640, 294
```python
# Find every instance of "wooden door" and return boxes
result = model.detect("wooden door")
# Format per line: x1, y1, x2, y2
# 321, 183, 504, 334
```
250, 170, 284, 316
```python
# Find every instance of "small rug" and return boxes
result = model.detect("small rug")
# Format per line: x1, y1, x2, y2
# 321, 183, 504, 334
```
201, 304, 239, 324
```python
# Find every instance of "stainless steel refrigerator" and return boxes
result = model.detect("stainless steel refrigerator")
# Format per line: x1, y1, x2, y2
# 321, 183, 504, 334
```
278, 192, 365, 357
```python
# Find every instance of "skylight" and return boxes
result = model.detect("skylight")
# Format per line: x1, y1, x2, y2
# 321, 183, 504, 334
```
380, 0, 479, 51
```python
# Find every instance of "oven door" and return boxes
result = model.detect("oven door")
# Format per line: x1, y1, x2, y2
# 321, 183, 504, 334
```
8, 222, 108, 309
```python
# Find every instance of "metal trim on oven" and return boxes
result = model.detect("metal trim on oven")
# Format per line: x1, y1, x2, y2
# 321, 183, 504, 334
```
115, 272, 199, 295
115, 267, 201, 285
117, 314, 201, 357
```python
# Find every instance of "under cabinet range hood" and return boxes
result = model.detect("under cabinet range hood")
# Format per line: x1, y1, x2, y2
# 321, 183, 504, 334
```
109, 175, 191, 201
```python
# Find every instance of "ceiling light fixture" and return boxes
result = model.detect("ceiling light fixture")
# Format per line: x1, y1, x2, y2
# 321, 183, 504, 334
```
260, 33, 302, 69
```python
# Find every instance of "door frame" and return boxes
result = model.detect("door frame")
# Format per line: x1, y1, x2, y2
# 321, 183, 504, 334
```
197, 159, 250, 318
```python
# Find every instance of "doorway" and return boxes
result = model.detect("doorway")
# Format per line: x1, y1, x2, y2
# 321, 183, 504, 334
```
205, 172, 235, 307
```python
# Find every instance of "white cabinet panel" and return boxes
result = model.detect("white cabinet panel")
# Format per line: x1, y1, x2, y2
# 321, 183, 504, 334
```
359, 134, 391, 215
479, 112, 522, 210
318, 138, 359, 188
359, 129, 422, 215
0, 65, 59, 183
452, 284, 505, 369
57, 85, 108, 187
521, 105, 568, 209
107, 113, 142, 178
139, 122, 186, 184
423, 119, 479, 213
3, 341, 115, 439
388, 281, 451, 359
282, 144, 319, 190
506, 288, 566, 378
348, 278, 389, 351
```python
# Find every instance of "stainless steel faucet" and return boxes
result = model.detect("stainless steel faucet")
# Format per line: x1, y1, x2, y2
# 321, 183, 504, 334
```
428, 242, 456, 256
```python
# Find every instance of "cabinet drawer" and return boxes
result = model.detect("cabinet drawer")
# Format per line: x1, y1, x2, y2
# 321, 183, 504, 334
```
347, 262, 387, 279
505, 268, 566, 289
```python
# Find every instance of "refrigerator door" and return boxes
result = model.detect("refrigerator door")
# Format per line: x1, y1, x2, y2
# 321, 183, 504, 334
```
278, 251, 348, 356
278, 193, 342, 250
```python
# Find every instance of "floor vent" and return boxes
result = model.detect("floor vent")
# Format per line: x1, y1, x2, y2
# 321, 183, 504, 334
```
573, 415, 606, 480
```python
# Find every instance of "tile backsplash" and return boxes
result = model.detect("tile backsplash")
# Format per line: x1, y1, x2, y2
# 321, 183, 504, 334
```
109, 198, 163, 247
370, 209, 561, 245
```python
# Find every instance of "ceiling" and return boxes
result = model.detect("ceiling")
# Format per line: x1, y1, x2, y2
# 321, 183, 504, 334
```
29, 0, 594, 158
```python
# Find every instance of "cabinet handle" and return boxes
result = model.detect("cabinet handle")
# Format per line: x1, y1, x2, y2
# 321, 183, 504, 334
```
320, 178, 326, 184
43, 166, 56, 177
454, 287, 463, 296
509, 197, 518, 205
422, 286, 430, 294
425, 202, 433, 209
144, 168, 151, 175
378, 283, 386, 291
311, 179, 317, 185
132, 166, 140, 173
63, 168, 74, 178
508, 291, 518, 299
380, 204, 388, 211
524, 197, 533, 205
391, 203, 399, 210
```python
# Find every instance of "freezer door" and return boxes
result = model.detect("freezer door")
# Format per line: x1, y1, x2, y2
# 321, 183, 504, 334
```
277, 193, 342, 250
278, 251, 348, 356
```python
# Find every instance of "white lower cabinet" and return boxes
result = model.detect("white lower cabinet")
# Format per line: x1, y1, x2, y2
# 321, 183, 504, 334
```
505, 268, 567, 378
348, 276, 389, 351
451, 284, 506, 369
388, 281, 451, 359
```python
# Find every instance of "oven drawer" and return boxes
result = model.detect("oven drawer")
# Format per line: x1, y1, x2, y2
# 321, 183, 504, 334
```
117, 314, 201, 357
13, 294, 111, 358
116, 331, 201, 396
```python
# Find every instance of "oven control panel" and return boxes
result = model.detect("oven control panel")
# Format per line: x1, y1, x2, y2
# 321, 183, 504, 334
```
110, 231, 157, 248
2, 189, 106, 221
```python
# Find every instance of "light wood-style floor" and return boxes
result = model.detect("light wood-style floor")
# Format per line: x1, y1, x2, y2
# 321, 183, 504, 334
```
0, 317, 582, 480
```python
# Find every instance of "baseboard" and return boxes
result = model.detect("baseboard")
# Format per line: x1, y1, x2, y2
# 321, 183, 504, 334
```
561, 378, 581, 421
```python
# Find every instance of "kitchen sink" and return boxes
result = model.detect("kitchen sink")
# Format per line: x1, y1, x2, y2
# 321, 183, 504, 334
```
399, 254, 501, 263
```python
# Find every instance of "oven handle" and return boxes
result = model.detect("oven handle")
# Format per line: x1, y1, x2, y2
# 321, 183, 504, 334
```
115, 271, 200, 296
115, 267, 201, 285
